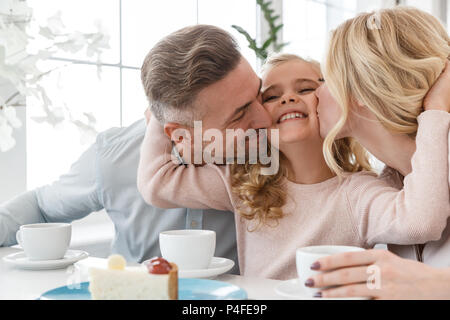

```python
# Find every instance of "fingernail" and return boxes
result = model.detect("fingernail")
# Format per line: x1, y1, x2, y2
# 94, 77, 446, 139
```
314, 292, 322, 298
304, 278, 314, 287
310, 262, 321, 270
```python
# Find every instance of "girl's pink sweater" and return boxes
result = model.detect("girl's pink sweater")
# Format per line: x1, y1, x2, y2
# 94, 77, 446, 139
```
138, 110, 449, 280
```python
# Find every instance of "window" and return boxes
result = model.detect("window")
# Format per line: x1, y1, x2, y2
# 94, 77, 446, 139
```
26, 0, 257, 189
282, 0, 400, 62
404, 0, 433, 14
24, 0, 450, 189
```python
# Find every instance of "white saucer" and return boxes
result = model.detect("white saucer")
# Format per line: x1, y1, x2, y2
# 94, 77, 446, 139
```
2, 250, 89, 270
141, 257, 235, 279
178, 257, 235, 279
275, 278, 369, 300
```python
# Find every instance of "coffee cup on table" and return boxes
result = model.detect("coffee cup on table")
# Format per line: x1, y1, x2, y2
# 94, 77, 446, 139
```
159, 230, 216, 270
15, 223, 72, 261
296, 245, 365, 297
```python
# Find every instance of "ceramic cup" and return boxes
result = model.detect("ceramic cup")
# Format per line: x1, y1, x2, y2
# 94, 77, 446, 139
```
296, 245, 365, 297
16, 223, 72, 261
159, 230, 216, 270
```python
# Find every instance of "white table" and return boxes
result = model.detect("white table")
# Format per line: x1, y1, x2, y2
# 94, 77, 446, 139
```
0, 246, 285, 300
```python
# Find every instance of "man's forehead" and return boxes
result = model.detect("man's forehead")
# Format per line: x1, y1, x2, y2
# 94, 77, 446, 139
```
196, 60, 260, 109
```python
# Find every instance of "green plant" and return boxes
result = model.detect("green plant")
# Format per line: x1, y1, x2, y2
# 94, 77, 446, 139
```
232, 0, 289, 61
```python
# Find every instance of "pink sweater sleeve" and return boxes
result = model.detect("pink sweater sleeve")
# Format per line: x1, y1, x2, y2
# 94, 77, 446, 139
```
137, 117, 234, 212
348, 110, 450, 246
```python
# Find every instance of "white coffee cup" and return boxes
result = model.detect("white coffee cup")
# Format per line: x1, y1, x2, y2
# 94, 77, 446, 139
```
296, 245, 365, 297
159, 230, 216, 270
16, 223, 72, 261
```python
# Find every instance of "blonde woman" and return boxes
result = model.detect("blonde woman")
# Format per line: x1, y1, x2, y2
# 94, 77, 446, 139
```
309, 7, 450, 298
138, 52, 449, 281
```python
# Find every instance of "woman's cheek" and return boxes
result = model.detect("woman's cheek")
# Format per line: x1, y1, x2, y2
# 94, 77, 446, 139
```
318, 117, 330, 138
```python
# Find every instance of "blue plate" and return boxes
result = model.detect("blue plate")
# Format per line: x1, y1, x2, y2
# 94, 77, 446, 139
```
39, 279, 247, 300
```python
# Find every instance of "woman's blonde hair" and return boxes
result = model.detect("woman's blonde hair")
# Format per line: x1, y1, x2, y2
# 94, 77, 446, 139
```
231, 53, 372, 231
323, 6, 450, 175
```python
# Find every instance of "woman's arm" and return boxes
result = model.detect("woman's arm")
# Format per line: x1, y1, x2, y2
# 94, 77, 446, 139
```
137, 116, 234, 212
348, 110, 450, 245
306, 249, 450, 300
423, 60, 450, 187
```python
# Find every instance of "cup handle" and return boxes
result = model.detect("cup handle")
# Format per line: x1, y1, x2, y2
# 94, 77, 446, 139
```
16, 229, 22, 247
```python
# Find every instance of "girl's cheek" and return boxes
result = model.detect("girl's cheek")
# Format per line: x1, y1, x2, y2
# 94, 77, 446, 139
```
263, 103, 275, 115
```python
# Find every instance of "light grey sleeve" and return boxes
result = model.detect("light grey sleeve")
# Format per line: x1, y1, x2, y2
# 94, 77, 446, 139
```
0, 191, 46, 246
0, 140, 104, 246
35, 141, 103, 222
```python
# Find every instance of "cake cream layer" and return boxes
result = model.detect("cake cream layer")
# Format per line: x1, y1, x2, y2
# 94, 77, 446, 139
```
89, 266, 170, 300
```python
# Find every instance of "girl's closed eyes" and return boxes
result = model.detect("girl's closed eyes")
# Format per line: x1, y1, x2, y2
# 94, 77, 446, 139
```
262, 80, 320, 104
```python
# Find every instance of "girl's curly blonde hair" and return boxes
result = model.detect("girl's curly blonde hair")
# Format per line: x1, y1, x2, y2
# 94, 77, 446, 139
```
231, 53, 372, 231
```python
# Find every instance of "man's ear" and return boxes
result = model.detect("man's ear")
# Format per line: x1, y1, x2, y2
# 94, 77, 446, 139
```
164, 123, 192, 144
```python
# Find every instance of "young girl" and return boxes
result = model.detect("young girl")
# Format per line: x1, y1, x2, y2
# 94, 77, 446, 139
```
137, 53, 449, 281
316, 6, 450, 266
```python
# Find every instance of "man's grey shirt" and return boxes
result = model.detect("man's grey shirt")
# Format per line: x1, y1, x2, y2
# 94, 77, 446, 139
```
0, 119, 239, 273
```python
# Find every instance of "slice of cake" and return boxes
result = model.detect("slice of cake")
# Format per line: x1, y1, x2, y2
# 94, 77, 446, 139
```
88, 254, 178, 300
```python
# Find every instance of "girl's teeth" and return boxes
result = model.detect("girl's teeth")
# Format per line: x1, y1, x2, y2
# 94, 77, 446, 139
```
279, 112, 307, 123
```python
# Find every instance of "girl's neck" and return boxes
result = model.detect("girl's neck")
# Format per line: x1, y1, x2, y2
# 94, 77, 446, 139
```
280, 139, 336, 185
350, 111, 416, 176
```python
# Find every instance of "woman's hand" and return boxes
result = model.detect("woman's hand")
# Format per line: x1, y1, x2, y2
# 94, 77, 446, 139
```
423, 60, 450, 112
307, 249, 450, 300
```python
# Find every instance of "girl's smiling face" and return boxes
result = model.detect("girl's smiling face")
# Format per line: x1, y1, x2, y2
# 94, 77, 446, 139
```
261, 59, 323, 145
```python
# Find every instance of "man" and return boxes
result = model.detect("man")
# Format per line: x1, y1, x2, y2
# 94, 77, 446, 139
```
1, 24, 272, 274
0, 113, 239, 271
139, 24, 273, 163
0, 112, 240, 272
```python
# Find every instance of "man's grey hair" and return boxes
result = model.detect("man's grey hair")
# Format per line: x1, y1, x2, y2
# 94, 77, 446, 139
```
141, 24, 242, 126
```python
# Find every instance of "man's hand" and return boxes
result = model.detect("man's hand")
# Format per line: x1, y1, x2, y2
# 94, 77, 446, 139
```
423, 60, 450, 112
306, 249, 450, 300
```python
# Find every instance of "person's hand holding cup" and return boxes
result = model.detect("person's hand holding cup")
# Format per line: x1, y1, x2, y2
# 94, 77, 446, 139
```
296, 245, 365, 298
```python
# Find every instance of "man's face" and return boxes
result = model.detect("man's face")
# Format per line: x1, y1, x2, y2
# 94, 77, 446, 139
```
168, 57, 272, 163
197, 57, 272, 132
